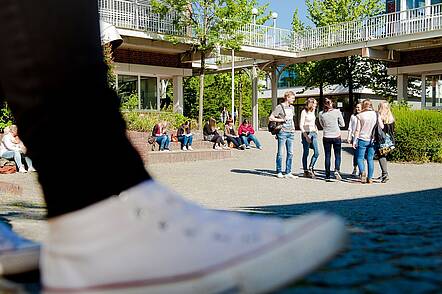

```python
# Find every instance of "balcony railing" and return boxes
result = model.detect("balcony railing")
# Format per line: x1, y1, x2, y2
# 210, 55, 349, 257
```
98, 1, 442, 53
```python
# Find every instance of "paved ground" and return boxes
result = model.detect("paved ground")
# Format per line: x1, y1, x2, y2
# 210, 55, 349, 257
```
0, 131, 441, 293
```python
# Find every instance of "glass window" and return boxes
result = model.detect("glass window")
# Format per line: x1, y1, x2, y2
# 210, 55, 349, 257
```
140, 77, 158, 110
424, 75, 442, 108
407, 0, 425, 9
117, 75, 139, 109
432, 0, 442, 4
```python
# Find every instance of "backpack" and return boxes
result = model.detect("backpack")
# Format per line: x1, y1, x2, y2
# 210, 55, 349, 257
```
268, 104, 286, 135
0, 158, 16, 174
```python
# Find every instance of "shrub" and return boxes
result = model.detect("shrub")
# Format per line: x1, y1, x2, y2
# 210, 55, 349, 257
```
0, 103, 14, 132
390, 106, 442, 163
122, 111, 195, 133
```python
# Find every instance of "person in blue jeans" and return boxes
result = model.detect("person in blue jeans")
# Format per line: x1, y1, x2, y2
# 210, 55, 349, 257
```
177, 121, 193, 151
238, 119, 262, 149
153, 121, 171, 151
299, 98, 319, 178
353, 99, 383, 184
269, 91, 297, 179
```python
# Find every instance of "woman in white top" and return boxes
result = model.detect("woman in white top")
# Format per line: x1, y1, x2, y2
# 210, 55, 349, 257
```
352, 99, 384, 184
347, 103, 362, 175
300, 98, 319, 178
0, 125, 35, 173
377, 101, 395, 183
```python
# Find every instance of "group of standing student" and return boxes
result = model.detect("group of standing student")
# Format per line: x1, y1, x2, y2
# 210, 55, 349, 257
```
270, 90, 394, 183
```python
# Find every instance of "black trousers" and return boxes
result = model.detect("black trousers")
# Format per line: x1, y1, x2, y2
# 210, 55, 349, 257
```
323, 137, 342, 178
0, 0, 150, 217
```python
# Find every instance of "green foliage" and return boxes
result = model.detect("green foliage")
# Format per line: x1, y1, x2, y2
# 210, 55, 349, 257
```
390, 107, 442, 163
123, 111, 195, 133
120, 93, 139, 111
103, 44, 116, 89
0, 102, 14, 132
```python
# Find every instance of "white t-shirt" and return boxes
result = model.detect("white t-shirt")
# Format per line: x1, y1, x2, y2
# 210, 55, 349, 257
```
355, 111, 384, 142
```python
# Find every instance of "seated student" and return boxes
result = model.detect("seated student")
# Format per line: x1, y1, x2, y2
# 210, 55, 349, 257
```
0, 125, 36, 173
152, 121, 171, 151
238, 119, 262, 150
224, 119, 245, 150
177, 121, 193, 151
203, 118, 228, 150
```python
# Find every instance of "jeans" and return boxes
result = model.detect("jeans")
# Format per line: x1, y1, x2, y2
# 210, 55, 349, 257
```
226, 136, 242, 148
301, 132, 319, 171
155, 135, 170, 150
240, 134, 261, 148
323, 137, 341, 178
357, 139, 375, 180
1, 150, 33, 169
276, 132, 294, 174
0, 0, 150, 217
178, 135, 193, 149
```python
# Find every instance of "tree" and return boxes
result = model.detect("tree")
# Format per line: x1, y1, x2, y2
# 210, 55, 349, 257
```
152, 0, 264, 128
306, 0, 383, 110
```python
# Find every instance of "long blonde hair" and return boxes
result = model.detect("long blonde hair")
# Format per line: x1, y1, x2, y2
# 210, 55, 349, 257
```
378, 101, 395, 123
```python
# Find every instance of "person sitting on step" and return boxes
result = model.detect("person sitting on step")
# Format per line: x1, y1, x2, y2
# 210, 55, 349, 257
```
153, 121, 171, 151
177, 121, 193, 151
224, 119, 245, 150
203, 118, 228, 150
238, 119, 262, 150
0, 124, 36, 173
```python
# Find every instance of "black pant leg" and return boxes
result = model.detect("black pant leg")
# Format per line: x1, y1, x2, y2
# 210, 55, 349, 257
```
0, 0, 150, 217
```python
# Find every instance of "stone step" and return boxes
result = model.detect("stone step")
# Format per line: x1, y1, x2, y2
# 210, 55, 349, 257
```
142, 149, 232, 164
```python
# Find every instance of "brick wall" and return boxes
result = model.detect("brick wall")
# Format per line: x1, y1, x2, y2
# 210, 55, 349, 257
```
114, 49, 191, 69
390, 47, 442, 68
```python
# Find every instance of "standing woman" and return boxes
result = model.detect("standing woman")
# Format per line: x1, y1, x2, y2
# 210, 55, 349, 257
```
319, 98, 345, 182
300, 98, 319, 178
269, 91, 297, 179
347, 103, 362, 176
377, 101, 395, 183
353, 99, 384, 184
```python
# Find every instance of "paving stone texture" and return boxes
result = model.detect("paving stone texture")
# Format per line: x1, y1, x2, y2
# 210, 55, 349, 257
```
0, 131, 441, 293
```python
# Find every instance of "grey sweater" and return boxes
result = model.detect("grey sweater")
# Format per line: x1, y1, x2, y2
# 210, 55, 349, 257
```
319, 109, 345, 138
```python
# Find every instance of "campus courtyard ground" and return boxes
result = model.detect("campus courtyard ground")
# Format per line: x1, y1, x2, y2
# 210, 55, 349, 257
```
0, 131, 441, 293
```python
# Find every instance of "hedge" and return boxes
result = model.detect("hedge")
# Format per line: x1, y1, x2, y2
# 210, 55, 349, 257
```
390, 106, 442, 163
122, 111, 196, 133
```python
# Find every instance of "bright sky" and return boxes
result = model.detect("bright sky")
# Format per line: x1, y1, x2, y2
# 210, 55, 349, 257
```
257, 0, 312, 29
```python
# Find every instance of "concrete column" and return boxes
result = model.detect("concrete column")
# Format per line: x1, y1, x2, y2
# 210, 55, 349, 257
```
271, 67, 278, 110
173, 76, 184, 114
251, 62, 259, 130
397, 74, 408, 102
421, 74, 426, 109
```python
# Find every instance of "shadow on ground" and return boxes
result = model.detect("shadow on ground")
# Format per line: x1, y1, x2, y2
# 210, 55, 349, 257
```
2, 189, 441, 293
240, 188, 442, 293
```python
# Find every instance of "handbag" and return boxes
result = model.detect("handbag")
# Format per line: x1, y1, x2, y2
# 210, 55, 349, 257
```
373, 113, 395, 156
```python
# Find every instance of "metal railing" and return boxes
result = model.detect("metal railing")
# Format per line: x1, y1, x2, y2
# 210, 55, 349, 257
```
98, 0, 442, 53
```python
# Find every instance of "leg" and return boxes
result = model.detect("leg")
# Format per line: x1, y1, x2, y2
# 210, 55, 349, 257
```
309, 133, 320, 169
323, 138, 332, 179
178, 136, 185, 149
187, 135, 193, 147
366, 143, 376, 181
1, 150, 25, 171
0, 0, 149, 217
285, 133, 294, 174
379, 156, 388, 177
357, 140, 368, 181
249, 134, 261, 149
301, 134, 309, 171
276, 133, 286, 174
156, 136, 165, 151
240, 135, 248, 146
333, 138, 342, 172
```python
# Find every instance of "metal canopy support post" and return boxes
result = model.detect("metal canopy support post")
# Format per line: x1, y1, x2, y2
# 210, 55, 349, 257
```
252, 60, 259, 130
421, 74, 426, 109
231, 49, 235, 124
271, 65, 278, 110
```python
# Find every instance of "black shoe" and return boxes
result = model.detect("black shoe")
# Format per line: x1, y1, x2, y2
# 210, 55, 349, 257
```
303, 171, 311, 178
381, 175, 389, 183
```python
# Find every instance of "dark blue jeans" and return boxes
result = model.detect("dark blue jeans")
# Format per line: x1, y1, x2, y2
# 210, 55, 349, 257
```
357, 139, 375, 180
301, 132, 319, 171
323, 137, 342, 178
0, 0, 149, 217
240, 134, 261, 148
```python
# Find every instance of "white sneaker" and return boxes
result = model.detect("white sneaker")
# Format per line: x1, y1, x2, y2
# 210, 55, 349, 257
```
187, 146, 193, 151
285, 173, 298, 179
182, 146, 187, 151
277, 172, 284, 178
28, 167, 37, 172
42, 181, 346, 293
18, 167, 27, 173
